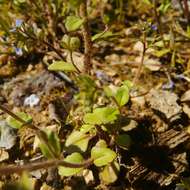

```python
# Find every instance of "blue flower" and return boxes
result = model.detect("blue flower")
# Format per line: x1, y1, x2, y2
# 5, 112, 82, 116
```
151, 24, 158, 31
14, 47, 23, 56
10, 19, 23, 32
15, 19, 23, 27
162, 80, 174, 90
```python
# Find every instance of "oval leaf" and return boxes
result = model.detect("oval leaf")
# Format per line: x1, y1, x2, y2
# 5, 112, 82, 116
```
114, 85, 129, 107
92, 31, 118, 42
48, 61, 76, 72
48, 131, 61, 156
6, 112, 32, 129
91, 147, 116, 167
99, 161, 120, 184
58, 152, 84, 176
70, 37, 81, 51
65, 131, 90, 152
84, 107, 119, 125
65, 16, 83, 32
115, 134, 131, 149
80, 124, 95, 133
35, 130, 61, 158
69, 0, 83, 7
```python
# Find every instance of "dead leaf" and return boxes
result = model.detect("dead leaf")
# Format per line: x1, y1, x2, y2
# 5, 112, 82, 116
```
83, 169, 94, 185
144, 58, 162, 71
181, 90, 190, 102
0, 149, 9, 162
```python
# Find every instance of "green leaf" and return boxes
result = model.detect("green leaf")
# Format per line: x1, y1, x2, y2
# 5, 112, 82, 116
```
158, 2, 171, 13
61, 34, 71, 49
36, 130, 61, 158
187, 25, 190, 38
153, 49, 170, 57
69, 0, 83, 8
84, 107, 119, 125
80, 124, 95, 133
103, 86, 115, 97
114, 85, 129, 107
65, 131, 90, 152
38, 140, 54, 159
92, 31, 117, 42
91, 141, 116, 167
99, 162, 120, 184
58, 152, 84, 176
143, 0, 152, 5
122, 80, 133, 89
115, 134, 131, 149
91, 147, 116, 167
70, 37, 81, 50
65, 16, 83, 32
19, 173, 34, 190
95, 140, 107, 148
154, 40, 164, 47
104, 81, 132, 107
48, 61, 76, 72
48, 131, 61, 156
6, 112, 32, 129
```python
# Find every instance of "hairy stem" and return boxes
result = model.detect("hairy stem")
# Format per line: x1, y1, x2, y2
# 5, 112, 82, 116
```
80, 1, 93, 74
0, 158, 93, 176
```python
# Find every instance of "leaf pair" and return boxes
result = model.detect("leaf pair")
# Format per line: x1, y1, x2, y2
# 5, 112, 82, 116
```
65, 16, 83, 32
104, 80, 132, 107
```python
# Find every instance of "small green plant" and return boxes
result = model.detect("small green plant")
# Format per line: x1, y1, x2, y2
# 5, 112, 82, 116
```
0, 1, 133, 186
0, 76, 132, 185
2, 0, 189, 188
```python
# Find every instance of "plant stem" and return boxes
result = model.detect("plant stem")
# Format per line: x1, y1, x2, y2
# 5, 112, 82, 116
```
183, 0, 190, 23
152, 0, 166, 47
80, 0, 93, 74
133, 32, 146, 85
18, 27, 74, 85
69, 50, 81, 73
0, 158, 93, 175
19, 28, 64, 61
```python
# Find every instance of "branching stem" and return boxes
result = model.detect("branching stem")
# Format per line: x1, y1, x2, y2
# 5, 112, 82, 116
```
0, 105, 94, 175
